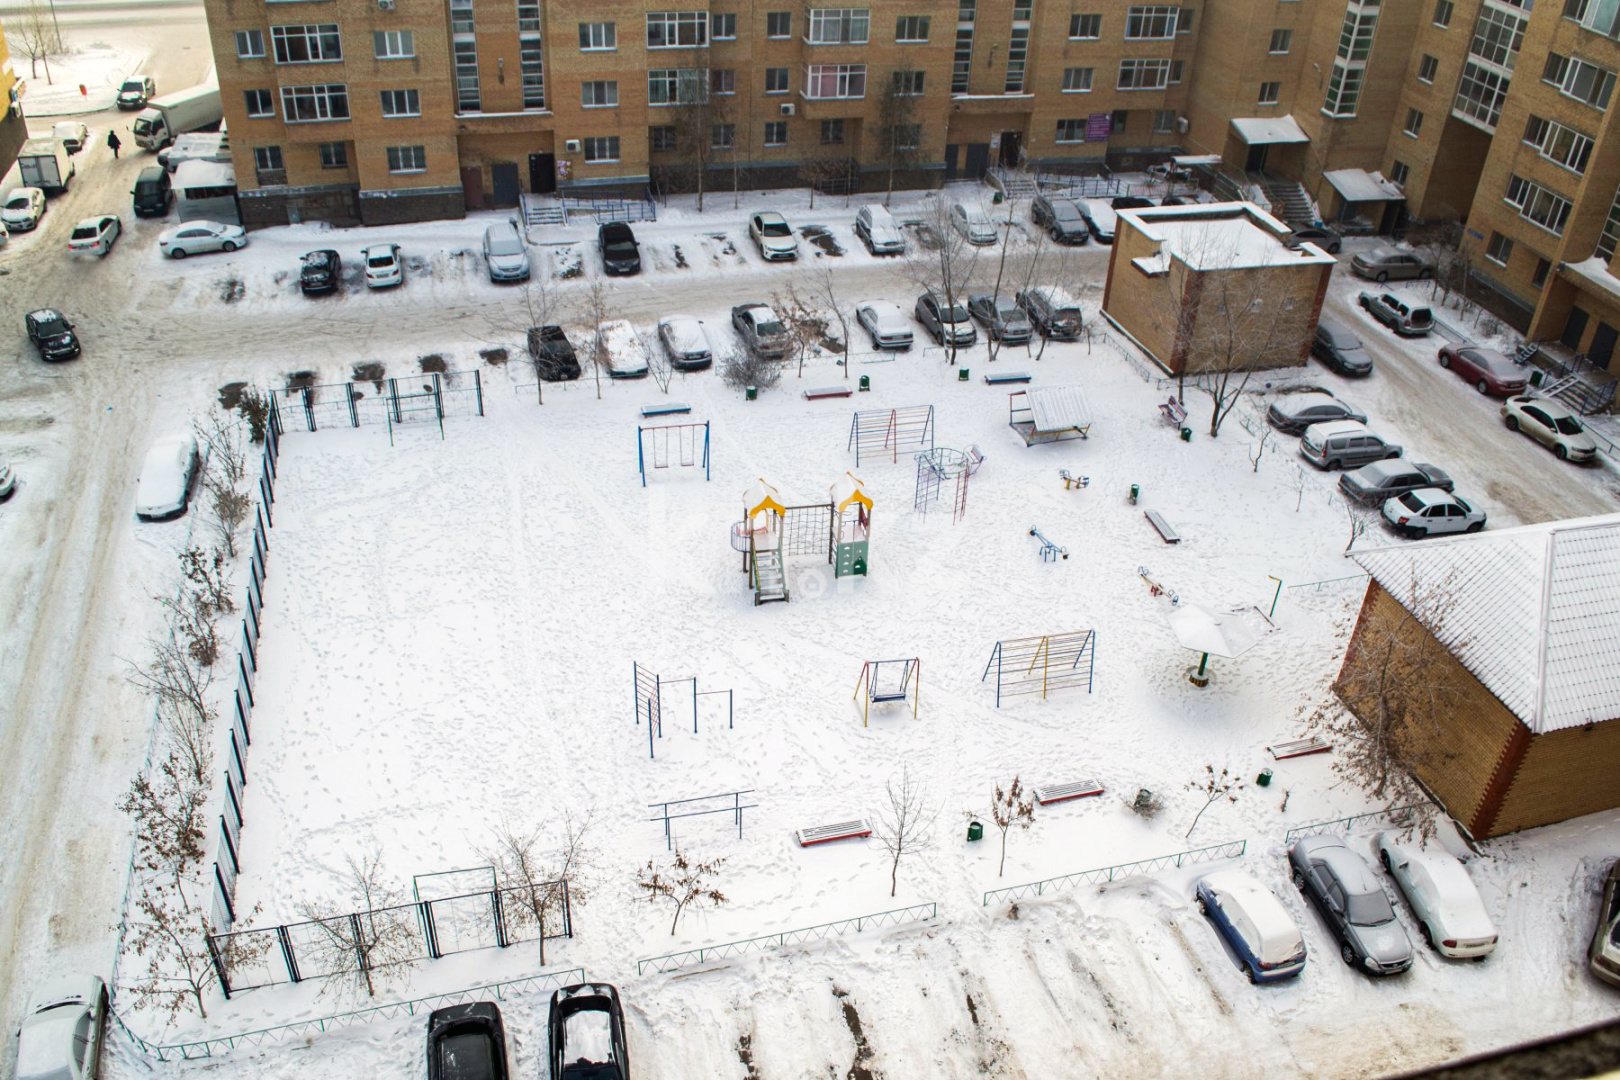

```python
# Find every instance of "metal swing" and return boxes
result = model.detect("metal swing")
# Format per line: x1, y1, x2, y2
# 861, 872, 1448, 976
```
852, 658, 920, 726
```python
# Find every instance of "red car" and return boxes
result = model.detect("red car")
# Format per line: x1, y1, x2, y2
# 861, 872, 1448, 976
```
1437, 346, 1528, 397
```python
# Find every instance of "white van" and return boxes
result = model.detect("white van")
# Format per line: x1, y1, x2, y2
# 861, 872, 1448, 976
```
854, 204, 904, 255
482, 220, 531, 282
1196, 870, 1307, 983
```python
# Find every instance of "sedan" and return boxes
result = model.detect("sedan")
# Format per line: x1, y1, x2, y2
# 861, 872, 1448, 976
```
1265, 392, 1367, 434
1287, 225, 1343, 254
1312, 316, 1371, 376
856, 300, 914, 351
159, 220, 247, 258
1030, 195, 1089, 245
25, 308, 80, 362
135, 433, 200, 521
14, 974, 107, 1080
1289, 835, 1413, 976
53, 120, 89, 154
915, 291, 976, 347
967, 293, 1032, 344
1195, 870, 1307, 983
950, 201, 997, 245
1080, 200, 1116, 243
657, 315, 712, 370
731, 303, 789, 359
1502, 395, 1598, 462
1375, 832, 1498, 959
1438, 345, 1528, 397
428, 1002, 508, 1080
1381, 488, 1486, 537
2, 186, 46, 230
300, 249, 342, 295
598, 222, 641, 275
1591, 858, 1620, 988
1351, 247, 1435, 282
363, 243, 404, 288
749, 211, 799, 260
67, 215, 120, 257
547, 983, 629, 1080
1339, 459, 1453, 504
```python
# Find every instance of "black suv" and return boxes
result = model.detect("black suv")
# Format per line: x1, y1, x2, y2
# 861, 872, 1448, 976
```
1016, 288, 1083, 341
26, 309, 80, 361
527, 325, 581, 380
299, 249, 342, 295
131, 166, 172, 217
598, 222, 641, 275
1030, 194, 1090, 245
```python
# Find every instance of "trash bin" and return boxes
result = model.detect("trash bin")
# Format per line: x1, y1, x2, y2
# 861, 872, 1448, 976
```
1129, 483, 1140, 504
1256, 768, 1273, 787
1529, 369, 1545, 388
745, 386, 758, 401
859, 374, 870, 391
959, 367, 970, 381
1180, 426, 1192, 442
967, 820, 984, 842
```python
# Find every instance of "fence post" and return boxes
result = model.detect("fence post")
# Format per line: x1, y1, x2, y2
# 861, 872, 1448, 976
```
206, 932, 234, 999
492, 887, 507, 949
475, 369, 484, 416
278, 924, 300, 982
351, 913, 371, 976
213, 863, 235, 925
346, 383, 359, 428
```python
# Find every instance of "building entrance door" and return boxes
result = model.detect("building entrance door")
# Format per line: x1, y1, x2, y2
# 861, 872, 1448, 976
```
1562, 307, 1590, 351
529, 152, 556, 194
1590, 321, 1617, 368
964, 143, 990, 179
460, 166, 485, 210
492, 162, 520, 206
1245, 144, 1269, 172
999, 130, 1022, 167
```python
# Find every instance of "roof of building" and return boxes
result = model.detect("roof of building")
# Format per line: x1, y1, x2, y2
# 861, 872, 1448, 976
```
1229, 115, 1310, 145
1562, 256, 1620, 305
1323, 169, 1406, 203
172, 159, 235, 188
1117, 202, 1338, 271
1351, 513, 1620, 734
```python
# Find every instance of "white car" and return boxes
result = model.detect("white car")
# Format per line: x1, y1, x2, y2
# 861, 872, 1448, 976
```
1381, 487, 1486, 538
657, 315, 713, 370
950, 201, 997, 245
135, 432, 199, 520
363, 243, 404, 288
159, 220, 248, 258
595, 318, 648, 378
1081, 199, 1117, 243
748, 211, 799, 261
1501, 395, 1599, 463
1375, 833, 1499, 959
856, 300, 914, 350
2, 187, 46, 231
14, 973, 107, 1080
52, 120, 89, 153
67, 215, 120, 257
0, 456, 15, 501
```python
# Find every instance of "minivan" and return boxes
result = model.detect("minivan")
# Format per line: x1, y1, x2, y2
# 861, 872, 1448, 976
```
1196, 870, 1307, 983
854, 204, 905, 255
131, 166, 173, 218
482, 220, 531, 282
1299, 420, 1403, 470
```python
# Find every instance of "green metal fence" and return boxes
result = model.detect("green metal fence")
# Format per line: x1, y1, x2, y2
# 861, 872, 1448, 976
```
1283, 805, 1419, 844
636, 903, 938, 976
983, 840, 1248, 907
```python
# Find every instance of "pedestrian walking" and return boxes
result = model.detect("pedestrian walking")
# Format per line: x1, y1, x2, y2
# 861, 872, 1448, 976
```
107, 130, 121, 159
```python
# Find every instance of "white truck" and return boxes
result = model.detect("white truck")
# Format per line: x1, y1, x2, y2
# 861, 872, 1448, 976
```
132, 81, 223, 151
16, 138, 75, 195
159, 131, 231, 173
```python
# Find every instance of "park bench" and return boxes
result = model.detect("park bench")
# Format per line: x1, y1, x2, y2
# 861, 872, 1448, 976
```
795, 819, 872, 846
804, 386, 854, 400
641, 402, 691, 417
1268, 737, 1333, 760
1034, 780, 1105, 806
1145, 509, 1181, 544
983, 371, 1032, 385
1159, 396, 1189, 425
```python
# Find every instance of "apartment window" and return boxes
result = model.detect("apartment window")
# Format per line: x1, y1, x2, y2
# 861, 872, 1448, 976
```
1564, 0, 1620, 38
1337, 4, 1380, 62
1055, 118, 1085, 143
244, 89, 274, 116
454, 39, 480, 111
804, 63, 866, 98
648, 69, 706, 105
583, 136, 620, 162
767, 11, 792, 36
1454, 60, 1509, 127
235, 29, 265, 59
386, 145, 425, 173
821, 118, 845, 144
1170, 60, 1183, 84
711, 123, 735, 149
1418, 54, 1438, 82
1259, 81, 1280, 105
953, 25, 974, 92
1524, 115, 1595, 173
517, 0, 539, 33
1433, 0, 1453, 27
450, 0, 473, 34
650, 125, 677, 151
894, 70, 925, 95
806, 8, 870, 44
711, 69, 736, 94
764, 120, 788, 145
379, 89, 420, 116
1112, 109, 1129, 131
894, 123, 921, 149
1404, 108, 1423, 135
1062, 67, 1094, 92
1469, 5, 1527, 69
271, 24, 341, 64
319, 141, 347, 168
280, 83, 349, 121
1069, 13, 1101, 38
1178, 6, 1193, 32
712, 12, 737, 38
581, 80, 618, 107
1323, 61, 1364, 116
1118, 58, 1171, 90
1389, 159, 1409, 185
1153, 109, 1175, 133
1599, 184, 1620, 259
1543, 53, 1617, 108
1532, 257, 1552, 287
1269, 28, 1292, 53
253, 145, 282, 174
579, 22, 617, 49
519, 37, 545, 108
647, 11, 708, 48
373, 30, 414, 58
1506, 174, 1574, 234
1126, 6, 1179, 39
1013, 0, 1032, 18
1486, 232, 1514, 266
766, 67, 790, 93
896, 15, 930, 41
1005, 26, 1029, 92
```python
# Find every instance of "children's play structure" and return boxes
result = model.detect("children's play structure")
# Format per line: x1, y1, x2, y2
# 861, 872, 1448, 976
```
981, 631, 1097, 707
733, 475, 875, 605
848, 405, 935, 466
638, 420, 710, 487
830, 472, 872, 578
913, 445, 982, 522
853, 657, 920, 726
1029, 526, 1068, 562
633, 661, 735, 759
1008, 387, 1093, 445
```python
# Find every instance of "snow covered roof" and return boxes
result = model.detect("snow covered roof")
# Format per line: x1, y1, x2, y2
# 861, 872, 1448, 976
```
173, 159, 236, 188
1351, 514, 1620, 733
1229, 115, 1310, 145
1562, 256, 1620, 304
1025, 386, 1093, 434
1173, 154, 1223, 166
830, 471, 872, 513
1117, 203, 1337, 271
1323, 169, 1406, 203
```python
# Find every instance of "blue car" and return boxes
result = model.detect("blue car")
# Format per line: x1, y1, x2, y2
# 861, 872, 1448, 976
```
1196, 870, 1308, 983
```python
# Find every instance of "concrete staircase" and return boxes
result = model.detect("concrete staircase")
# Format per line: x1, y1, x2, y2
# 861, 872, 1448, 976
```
987, 168, 1037, 199
1261, 177, 1313, 225
1541, 374, 1619, 416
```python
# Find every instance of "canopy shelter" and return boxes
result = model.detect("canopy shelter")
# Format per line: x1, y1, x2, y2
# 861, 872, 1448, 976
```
1008, 387, 1093, 445
1322, 169, 1406, 203
1229, 115, 1310, 146
1168, 603, 1275, 686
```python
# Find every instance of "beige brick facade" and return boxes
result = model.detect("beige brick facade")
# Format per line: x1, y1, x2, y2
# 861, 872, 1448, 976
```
0, 19, 29, 179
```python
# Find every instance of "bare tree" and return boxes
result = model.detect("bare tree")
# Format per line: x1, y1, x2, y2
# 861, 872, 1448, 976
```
575, 278, 611, 400
989, 777, 1035, 878
1185, 765, 1243, 838
901, 196, 981, 364
805, 263, 851, 377
872, 768, 938, 897
637, 848, 727, 935
479, 808, 597, 963
127, 635, 216, 784
13, 0, 62, 81
721, 344, 784, 393
298, 849, 419, 999
196, 413, 250, 559
666, 73, 731, 213
1288, 463, 1309, 513
1248, 423, 1274, 473
876, 71, 924, 206
799, 148, 854, 210
633, 325, 673, 394
123, 888, 219, 1020
120, 751, 210, 888
772, 281, 827, 379
235, 387, 272, 444
1339, 492, 1379, 555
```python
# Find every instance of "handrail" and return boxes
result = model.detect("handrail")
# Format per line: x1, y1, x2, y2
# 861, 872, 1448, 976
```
636, 903, 937, 975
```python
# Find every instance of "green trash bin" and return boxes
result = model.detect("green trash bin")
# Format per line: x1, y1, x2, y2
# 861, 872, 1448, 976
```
745, 386, 758, 401
1529, 369, 1545, 388
1129, 483, 1140, 504
1180, 426, 1192, 442
1256, 768, 1273, 787
959, 367, 970, 381
859, 374, 870, 391
967, 820, 984, 842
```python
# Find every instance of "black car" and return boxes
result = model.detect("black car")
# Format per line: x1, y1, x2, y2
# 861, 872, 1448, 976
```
1288, 225, 1343, 255
1289, 835, 1413, 976
1339, 458, 1454, 503
131, 166, 173, 218
428, 1002, 508, 1080
1111, 195, 1155, 211
25, 309, 80, 362
1016, 287, 1082, 341
299, 249, 342, 295
598, 222, 641, 275
528, 325, 582, 380
1312, 316, 1372, 376
549, 983, 629, 1080
1265, 392, 1367, 434
1030, 194, 1090, 245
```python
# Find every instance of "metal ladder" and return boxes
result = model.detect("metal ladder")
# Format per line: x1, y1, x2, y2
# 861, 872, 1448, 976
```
751, 550, 788, 605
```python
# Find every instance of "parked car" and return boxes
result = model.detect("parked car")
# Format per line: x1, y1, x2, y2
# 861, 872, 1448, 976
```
427, 1002, 508, 1080
158, 220, 246, 258
1017, 287, 1083, 341
68, 215, 120, 257
25, 308, 80, 361
482, 220, 531, 282
749, 211, 800, 260
1502, 395, 1598, 462
13, 974, 107, 1080
1287, 225, 1343, 255
1312, 317, 1371, 376
1590, 858, 1620, 988
595, 318, 648, 378
598, 222, 641, 275
117, 75, 156, 110
1374, 833, 1498, 959
1195, 870, 1307, 983
1339, 459, 1453, 503
856, 300, 914, 351
731, 303, 789, 359
1111, 195, 1155, 211
299, 249, 342, 295
1352, 247, 1435, 282
527, 325, 581, 381
1359, 292, 1434, 337
967, 293, 1032, 344
0, 456, 14, 502
363, 243, 404, 288
1437, 345, 1529, 397
130, 166, 173, 217
1299, 419, 1402, 470
1266, 393, 1367, 434
915, 290, 977, 346
1289, 835, 1414, 976
135, 432, 199, 521
547, 983, 629, 1080
950, 201, 997, 245
2, 187, 46, 231
657, 315, 713, 370
1382, 488, 1486, 537
0, 220, 8, 247
1080, 199, 1117, 243
52, 121, 89, 154
1031, 195, 1090, 244
854, 203, 904, 255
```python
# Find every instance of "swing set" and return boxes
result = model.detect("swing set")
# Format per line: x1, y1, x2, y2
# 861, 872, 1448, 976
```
852, 658, 920, 726
638, 420, 711, 487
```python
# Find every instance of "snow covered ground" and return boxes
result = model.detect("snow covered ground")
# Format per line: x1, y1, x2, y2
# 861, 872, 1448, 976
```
12, 39, 149, 116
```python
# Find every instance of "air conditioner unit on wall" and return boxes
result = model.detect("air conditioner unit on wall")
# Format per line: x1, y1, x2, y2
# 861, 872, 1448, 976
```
1175, 116, 1188, 134
564, 139, 581, 152
377, 0, 394, 10
780, 103, 796, 116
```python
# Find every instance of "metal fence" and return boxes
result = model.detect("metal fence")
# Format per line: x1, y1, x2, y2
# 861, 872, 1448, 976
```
983, 839, 1248, 907
270, 372, 485, 433
1283, 805, 1420, 844
1286, 573, 1370, 594
636, 902, 937, 975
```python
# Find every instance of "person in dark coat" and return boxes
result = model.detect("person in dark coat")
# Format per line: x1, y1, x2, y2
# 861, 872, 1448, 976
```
107, 130, 121, 158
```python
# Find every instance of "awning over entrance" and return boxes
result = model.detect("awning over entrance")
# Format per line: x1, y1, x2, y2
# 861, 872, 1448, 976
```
1229, 115, 1310, 146
1323, 168, 1406, 203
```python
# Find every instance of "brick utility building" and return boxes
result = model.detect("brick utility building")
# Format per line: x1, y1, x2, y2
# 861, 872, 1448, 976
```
1102, 202, 1335, 376
0, 20, 29, 180
1342, 515, 1620, 841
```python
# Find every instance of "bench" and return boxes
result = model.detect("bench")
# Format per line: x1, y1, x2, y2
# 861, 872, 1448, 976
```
965, 445, 985, 475
795, 819, 872, 846
1034, 780, 1104, 806
641, 402, 691, 417
804, 386, 854, 400
1159, 396, 1189, 425
1145, 509, 1181, 544
983, 371, 1032, 385
1060, 469, 1089, 491
1268, 737, 1333, 760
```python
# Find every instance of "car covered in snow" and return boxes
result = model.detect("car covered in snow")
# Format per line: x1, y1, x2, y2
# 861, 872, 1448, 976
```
915, 291, 976, 347
427, 1001, 508, 1080
1338, 459, 1453, 504
363, 243, 404, 288
13, 973, 107, 1080
1437, 345, 1528, 397
2, 187, 46, 231
749, 211, 799, 261
657, 315, 713, 370
967, 293, 1032, 344
52, 121, 89, 154
949, 201, 997, 246
1501, 395, 1598, 463
1289, 834, 1413, 976
527, 325, 581, 381
134, 432, 200, 521
1311, 316, 1371, 376
856, 300, 914, 351
1351, 247, 1434, 283
1381, 488, 1486, 537
853, 203, 904, 255
158, 220, 247, 258
25, 308, 81, 362
731, 303, 789, 359
594, 319, 648, 378
547, 982, 629, 1080
1030, 195, 1089, 245
1195, 869, 1307, 983
598, 222, 641, 275
1080, 199, 1117, 244
1591, 858, 1620, 988
482, 220, 531, 282
1265, 392, 1367, 435
1017, 287, 1083, 341
1374, 833, 1498, 959
300, 249, 342, 295
67, 215, 120, 257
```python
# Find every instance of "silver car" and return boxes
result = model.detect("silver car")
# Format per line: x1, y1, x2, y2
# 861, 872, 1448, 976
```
1290, 835, 1414, 976
14, 974, 107, 1080
1592, 858, 1620, 988
1351, 247, 1435, 283
856, 300, 914, 350
915, 291, 976, 346
482, 220, 531, 281
967, 293, 1032, 344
